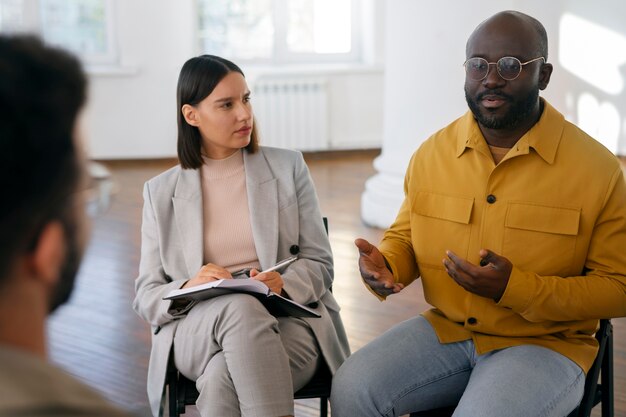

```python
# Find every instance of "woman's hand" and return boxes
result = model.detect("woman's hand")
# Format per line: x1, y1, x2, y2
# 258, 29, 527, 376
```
182, 263, 232, 289
249, 269, 284, 294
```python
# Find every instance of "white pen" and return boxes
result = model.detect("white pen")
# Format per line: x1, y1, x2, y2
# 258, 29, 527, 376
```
262, 255, 298, 273
231, 255, 298, 278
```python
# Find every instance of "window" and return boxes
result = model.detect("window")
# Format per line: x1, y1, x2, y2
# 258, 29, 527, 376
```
197, 0, 360, 64
0, 0, 23, 32
39, 0, 115, 64
0, 0, 116, 65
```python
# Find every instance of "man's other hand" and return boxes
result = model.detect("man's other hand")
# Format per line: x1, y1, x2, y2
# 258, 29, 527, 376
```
443, 249, 512, 301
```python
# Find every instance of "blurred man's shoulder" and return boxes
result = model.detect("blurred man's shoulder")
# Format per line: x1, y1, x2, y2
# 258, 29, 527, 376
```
0, 345, 133, 417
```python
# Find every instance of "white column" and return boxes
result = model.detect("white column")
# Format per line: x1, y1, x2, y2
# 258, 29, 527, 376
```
361, 1, 502, 228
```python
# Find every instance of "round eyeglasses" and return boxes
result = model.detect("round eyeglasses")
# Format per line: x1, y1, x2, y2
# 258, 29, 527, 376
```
463, 56, 545, 81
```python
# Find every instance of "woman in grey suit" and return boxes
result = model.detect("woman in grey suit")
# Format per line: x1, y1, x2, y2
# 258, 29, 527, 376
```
133, 55, 350, 417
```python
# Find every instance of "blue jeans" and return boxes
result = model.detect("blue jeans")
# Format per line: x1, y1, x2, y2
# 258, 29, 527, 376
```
330, 316, 585, 417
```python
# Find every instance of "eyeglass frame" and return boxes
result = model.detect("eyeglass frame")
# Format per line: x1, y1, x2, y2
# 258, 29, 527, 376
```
463, 56, 546, 81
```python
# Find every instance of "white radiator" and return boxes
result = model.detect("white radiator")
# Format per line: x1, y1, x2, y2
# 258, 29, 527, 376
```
252, 77, 329, 151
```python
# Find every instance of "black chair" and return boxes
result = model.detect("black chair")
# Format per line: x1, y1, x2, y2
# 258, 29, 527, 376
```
164, 348, 332, 417
410, 319, 614, 417
572, 319, 614, 417
162, 217, 332, 417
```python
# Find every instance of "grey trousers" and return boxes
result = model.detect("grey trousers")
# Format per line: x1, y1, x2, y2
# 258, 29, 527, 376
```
173, 293, 321, 417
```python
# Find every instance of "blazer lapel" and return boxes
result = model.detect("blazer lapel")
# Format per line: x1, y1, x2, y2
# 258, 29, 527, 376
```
172, 168, 204, 278
244, 149, 279, 270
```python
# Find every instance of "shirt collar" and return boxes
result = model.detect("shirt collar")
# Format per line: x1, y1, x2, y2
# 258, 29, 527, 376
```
456, 99, 565, 164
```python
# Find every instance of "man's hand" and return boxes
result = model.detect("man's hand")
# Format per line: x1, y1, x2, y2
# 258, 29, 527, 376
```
355, 238, 404, 297
442, 249, 512, 301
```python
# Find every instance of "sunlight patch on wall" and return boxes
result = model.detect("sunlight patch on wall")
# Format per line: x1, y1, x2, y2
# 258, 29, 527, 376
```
559, 13, 626, 154
559, 13, 626, 95
577, 93, 620, 153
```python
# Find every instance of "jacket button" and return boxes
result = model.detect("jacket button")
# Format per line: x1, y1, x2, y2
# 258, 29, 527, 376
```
486, 194, 496, 204
307, 302, 319, 309
467, 317, 477, 325
289, 245, 300, 255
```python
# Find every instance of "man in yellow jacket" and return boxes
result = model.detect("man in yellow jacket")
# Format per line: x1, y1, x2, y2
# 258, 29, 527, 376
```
331, 10, 626, 417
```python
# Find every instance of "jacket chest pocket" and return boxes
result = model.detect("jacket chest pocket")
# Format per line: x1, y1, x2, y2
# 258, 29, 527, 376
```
503, 202, 580, 274
410, 192, 474, 268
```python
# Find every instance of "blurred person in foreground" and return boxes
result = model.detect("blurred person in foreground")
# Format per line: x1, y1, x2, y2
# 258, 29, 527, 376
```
331, 10, 626, 417
0, 34, 131, 417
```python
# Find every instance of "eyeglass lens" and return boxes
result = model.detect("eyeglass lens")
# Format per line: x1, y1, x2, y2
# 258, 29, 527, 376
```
465, 57, 522, 81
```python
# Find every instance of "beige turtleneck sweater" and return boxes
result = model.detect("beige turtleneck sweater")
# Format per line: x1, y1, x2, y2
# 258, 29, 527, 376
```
200, 150, 261, 272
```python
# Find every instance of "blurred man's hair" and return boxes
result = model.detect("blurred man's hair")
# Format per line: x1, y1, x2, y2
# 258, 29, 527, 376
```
0, 34, 87, 281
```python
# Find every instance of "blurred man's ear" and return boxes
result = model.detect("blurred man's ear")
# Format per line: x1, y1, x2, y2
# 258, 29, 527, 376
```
28, 222, 66, 288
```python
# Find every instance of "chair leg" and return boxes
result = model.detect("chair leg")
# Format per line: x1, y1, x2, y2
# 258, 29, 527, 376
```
319, 396, 328, 417
601, 322, 614, 417
168, 383, 179, 417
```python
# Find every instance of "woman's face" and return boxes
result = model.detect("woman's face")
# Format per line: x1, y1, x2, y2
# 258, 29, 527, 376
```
183, 71, 253, 159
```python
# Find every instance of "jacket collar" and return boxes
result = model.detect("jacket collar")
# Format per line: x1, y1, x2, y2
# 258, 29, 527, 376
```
172, 168, 203, 278
243, 148, 279, 270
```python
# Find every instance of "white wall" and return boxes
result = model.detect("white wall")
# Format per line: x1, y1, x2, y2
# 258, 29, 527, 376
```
328, 70, 384, 149
84, 1, 626, 161
84, 0, 386, 159
83, 1, 195, 159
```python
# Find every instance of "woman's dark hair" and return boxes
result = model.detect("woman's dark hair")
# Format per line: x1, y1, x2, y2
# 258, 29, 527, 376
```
0, 34, 86, 281
177, 55, 259, 169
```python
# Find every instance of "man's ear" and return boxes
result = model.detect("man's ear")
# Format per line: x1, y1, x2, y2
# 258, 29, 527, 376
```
181, 104, 199, 127
28, 222, 66, 287
538, 62, 553, 91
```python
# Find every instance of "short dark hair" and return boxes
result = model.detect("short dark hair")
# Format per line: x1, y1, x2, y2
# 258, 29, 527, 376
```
176, 55, 259, 169
504, 11, 548, 60
0, 35, 87, 281
468, 11, 548, 61
526, 13, 548, 61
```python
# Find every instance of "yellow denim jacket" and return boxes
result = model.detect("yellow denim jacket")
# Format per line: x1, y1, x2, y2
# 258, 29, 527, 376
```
378, 100, 626, 373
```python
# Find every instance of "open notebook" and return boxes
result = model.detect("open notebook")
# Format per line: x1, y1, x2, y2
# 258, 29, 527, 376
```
163, 278, 320, 318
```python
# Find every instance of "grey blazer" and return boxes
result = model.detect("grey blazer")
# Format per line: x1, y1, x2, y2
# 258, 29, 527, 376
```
132, 146, 350, 417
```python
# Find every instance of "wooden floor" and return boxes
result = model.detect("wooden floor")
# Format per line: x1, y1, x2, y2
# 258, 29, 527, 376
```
46, 151, 626, 417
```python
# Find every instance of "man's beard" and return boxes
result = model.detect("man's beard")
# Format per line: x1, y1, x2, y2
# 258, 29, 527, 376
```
465, 86, 539, 130
49, 217, 83, 313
